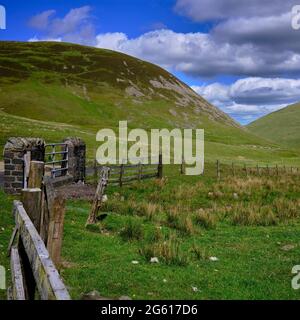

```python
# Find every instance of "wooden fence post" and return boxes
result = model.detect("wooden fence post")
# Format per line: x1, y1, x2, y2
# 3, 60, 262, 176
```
47, 195, 65, 267
21, 188, 42, 232
138, 162, 143, 181
256, 164, 260, 176
181, 156, 186, 175
87, 167, 110, 226
28, 161, 44, 189
40, 177, 55, 243
93, 159, 98, 184
119, 163, 124, 187
158, 153, 163, 179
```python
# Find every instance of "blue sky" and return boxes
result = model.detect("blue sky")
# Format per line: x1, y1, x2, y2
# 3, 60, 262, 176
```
1, 0, 300, 124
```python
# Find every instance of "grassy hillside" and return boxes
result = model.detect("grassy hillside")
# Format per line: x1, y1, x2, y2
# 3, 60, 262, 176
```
0, 41, 299, 165
248, 103, 300, 149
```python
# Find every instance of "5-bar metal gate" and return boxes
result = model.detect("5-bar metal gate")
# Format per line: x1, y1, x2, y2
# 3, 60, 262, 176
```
45, 143, 69, 178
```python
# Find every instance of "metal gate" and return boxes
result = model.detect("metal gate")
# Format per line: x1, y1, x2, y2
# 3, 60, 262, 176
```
45, 143, 69, 178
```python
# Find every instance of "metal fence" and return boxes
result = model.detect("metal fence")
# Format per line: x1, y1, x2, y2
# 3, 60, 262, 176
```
45, 143, 69, 178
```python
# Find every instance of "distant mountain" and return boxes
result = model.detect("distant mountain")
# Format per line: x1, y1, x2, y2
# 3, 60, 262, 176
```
247, 103, 300, 149
0, 41, 297, 164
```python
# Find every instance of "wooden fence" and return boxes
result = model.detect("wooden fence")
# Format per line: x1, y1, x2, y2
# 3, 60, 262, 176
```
215, 161, 300, 180
7, 161, 70, 300
8, 201, 70, 300
93, 154, 163, 187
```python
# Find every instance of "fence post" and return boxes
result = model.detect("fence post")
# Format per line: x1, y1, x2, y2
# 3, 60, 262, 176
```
256, 164, 260, 176
119, 163, 124, 187
87, 167, 110, 225
21, 188, 42, 232
158, 153, 163, 179
47, 195, 66, 267
28, 161, 44, 189
231, 162, 235, 177
93, 159, 98, 184
138, 162, 142, 181
181, 156, 186, 175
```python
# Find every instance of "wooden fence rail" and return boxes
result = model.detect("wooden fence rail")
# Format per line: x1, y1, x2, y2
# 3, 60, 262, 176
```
215, 161, 300, 180
7, 160, 70, 300
94, 155, 163, 187
8, 201, 70, 300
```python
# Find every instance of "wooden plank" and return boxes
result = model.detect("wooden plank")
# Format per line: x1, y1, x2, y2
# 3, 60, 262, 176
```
10, 247, 26, 300
40, 177, 55, 243
21, 188, 42, 232
7, 226, 18, 256
157, 153, 163, 179
28, 161, 45, 189
47, 195, 65, 267
13, 200, 71, 300
86, 167, 110, 225
119, 164, 124, 187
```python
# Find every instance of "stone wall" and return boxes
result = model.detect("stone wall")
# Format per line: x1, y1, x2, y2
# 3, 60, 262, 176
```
62, 137, 86, 182
3, 138, 45, 194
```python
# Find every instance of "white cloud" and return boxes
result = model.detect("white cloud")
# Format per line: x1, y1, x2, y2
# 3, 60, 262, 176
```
28, 6, 95, 46
94, 28, 300, 77
192, 77, 300, 123
28, 10, 56, 30
175, 0, 296, 21
96, 32, 128, 51
28, 36, 62, 42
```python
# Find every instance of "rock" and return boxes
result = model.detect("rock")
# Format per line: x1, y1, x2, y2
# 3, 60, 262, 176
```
209, 257, 219, 262
192, 286, 199, 292
119, 296, 132, 300
81, 290, 105, 300
132, 260, 139, 265
281, 244, 295, 251
150, 257, 159, 264
82, 291, 132, 300
233, 193, 239, 200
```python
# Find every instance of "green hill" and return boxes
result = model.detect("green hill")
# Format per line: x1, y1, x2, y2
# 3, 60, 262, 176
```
0, 41, 299, 165
247, 103, 300, 149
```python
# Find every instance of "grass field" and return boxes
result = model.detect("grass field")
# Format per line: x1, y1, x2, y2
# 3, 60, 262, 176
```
248, 102, 300, 149
1, 163, 299, 300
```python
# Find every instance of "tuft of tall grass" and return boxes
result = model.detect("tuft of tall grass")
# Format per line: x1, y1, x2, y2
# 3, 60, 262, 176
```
166, 206, 194, 235
231, 204, 277, 226
139, 235, 188, 266
120, 218, 144, 241
194, 209, 217, 229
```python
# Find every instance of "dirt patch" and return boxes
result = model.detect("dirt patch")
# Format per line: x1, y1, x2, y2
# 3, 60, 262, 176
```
56, 183, 96, 201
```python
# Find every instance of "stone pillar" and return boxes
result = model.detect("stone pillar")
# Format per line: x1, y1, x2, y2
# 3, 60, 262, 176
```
63, 138, 86, 182
3, 138, 45, 194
